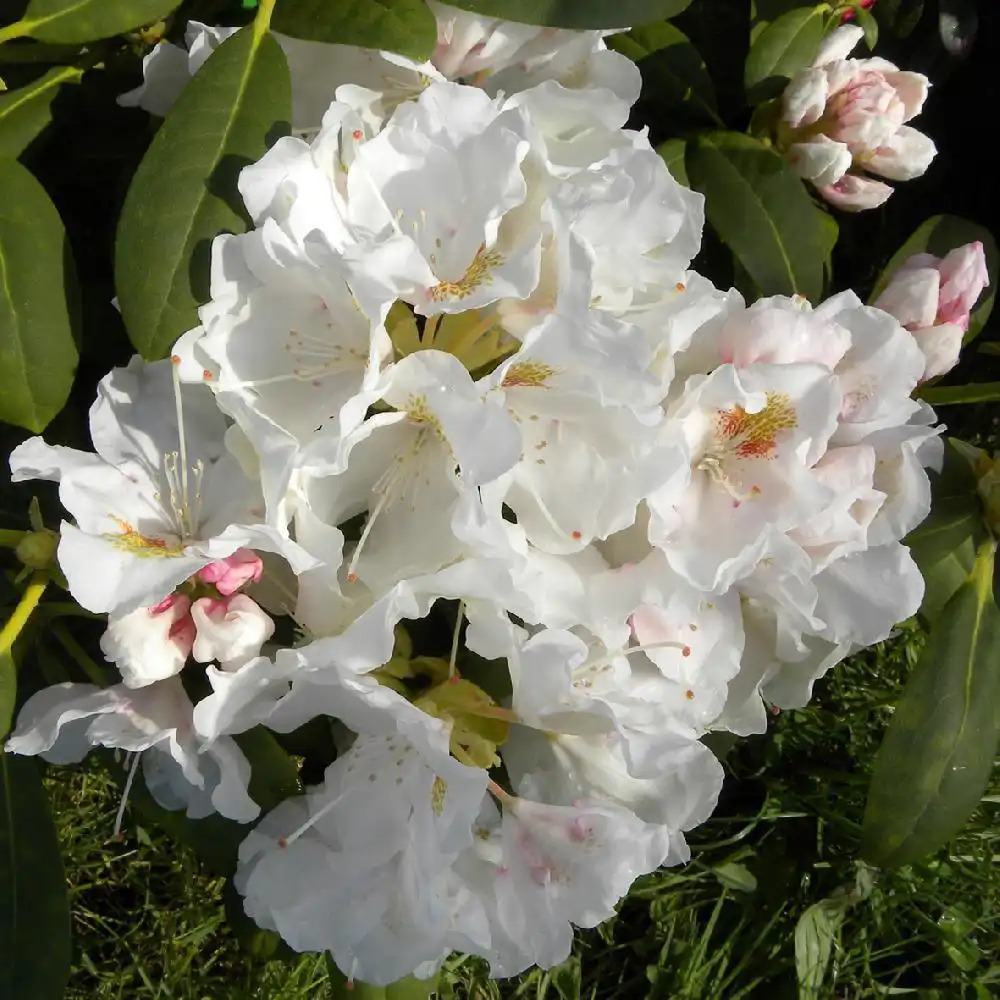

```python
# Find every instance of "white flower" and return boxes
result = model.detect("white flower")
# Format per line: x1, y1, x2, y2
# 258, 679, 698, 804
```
9, 357, 313, 615
5, 678, 259, 821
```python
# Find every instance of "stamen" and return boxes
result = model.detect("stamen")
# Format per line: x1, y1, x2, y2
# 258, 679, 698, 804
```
586, 640, 692, 673
449, 600, 465, 680
278, 788, 349, 849
171, 365, 191, 535
113, 751, 143, 840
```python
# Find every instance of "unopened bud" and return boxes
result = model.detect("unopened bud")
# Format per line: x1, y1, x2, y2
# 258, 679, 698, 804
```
16, 528, 58, 569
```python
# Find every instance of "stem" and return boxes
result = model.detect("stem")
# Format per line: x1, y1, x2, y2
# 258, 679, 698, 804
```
51, 622, 111, 686
0, 529, 24, 548
448, 600, 464, 680
0, 571, 48, 658
253, 0, 277, 34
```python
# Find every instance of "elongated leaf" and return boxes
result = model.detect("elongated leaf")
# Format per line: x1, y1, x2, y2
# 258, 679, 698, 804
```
610, 22, 719, 123
874, 0, 924, 37
272, 0, 437, 60
0, 159, 79, 432
862, 541, 1000, 867
441, 0, 691, 29
870, 215, 997, 342
115, 26, 291, 360
0, 66, 82, 157
744, 6, 825, 103
657, 137, 689, 187
15, 0, 180, 43
920, 382, 1000, 406
0, 652, 13, 739
685, 131, 827, 300
795, 899, 846, 999
0, 754, 71, 1000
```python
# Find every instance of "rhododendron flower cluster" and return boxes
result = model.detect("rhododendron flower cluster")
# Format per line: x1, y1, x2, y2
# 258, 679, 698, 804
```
6, 7, 951, 987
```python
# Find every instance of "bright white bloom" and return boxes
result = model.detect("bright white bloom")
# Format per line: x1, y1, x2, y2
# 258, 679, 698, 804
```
9, 357, 312, 615
5, 678, 259, 821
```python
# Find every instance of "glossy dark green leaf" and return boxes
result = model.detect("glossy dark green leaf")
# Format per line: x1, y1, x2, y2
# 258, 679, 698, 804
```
685, 131, 827, 300
907, 439, 987, 622
0, 755, 72, 1000
115, 25, 291, 360
610, 22, 719, 123
14, 0, 180, 43
0, 158, 79, 432
271, 0, 437, 60
870, 215, 997, 343
920, 382, 1000, 406
744, 5, 825, 104
854, 5, 879, 48
0, 65, 82, 157
656, 137, 689, 187
441, 0, 691, 29
862, 541, 1000, 867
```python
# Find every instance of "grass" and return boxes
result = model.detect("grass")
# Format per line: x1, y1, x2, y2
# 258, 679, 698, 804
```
45, 624, 1000, 1000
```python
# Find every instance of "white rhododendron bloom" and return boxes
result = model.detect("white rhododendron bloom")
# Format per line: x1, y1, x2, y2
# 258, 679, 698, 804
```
8, 15, 957, 987
781, 25, 936, 211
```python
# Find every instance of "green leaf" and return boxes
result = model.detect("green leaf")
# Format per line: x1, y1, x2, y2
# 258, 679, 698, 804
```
907, 438, 987, 623
271, 0, 437, 61
713, 860, 758, 893
440, 0, 691, 29
0, 65, 82, 157
0, 651, 13, 739
609, 22, 719, 123
795, 899, 847, 999
874, 0, 924, 38
14, 0, 180, 43
549, 954, 582, 1000
685, 131, 827, 300
656, 137, 689, 187
870, 214, 998, 343
854, 5, 879, 48
0, 755, 72, 1000
919, 382, 1000, 406
861, 541, 1000, 868
0, 158, 79, 432
114, 25, 291, 360
744, 6, 826, 104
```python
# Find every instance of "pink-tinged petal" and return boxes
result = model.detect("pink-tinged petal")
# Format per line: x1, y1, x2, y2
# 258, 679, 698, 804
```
882, 70, 930, 120
912, 322, 964, 381
191, 594, 275, 669
817, 174, 893, 212
786, 137, 852, 186
814, 25, 864, 66
865, 125, 936, 181
874, 265, 940, 329
937, 241, 990, 328
198, 547, 264, 595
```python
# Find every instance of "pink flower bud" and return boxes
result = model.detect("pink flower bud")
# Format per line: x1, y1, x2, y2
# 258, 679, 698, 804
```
875, 241, 989, 380
198, 548, 263, 596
